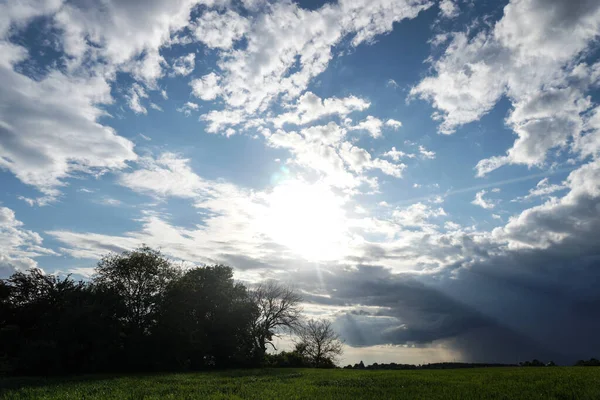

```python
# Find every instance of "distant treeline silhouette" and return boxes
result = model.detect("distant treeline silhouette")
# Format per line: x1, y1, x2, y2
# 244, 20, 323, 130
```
342, 358, 600, 370
0, 246, 342, 375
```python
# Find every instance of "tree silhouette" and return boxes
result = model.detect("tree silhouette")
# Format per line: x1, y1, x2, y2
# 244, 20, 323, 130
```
93, 246, 180, 335
155, 265, 256, 369
296, 319, 343, 368
250, 281, 302, 359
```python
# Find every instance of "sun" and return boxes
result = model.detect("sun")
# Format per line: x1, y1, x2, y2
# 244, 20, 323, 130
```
262, 180, 348, 261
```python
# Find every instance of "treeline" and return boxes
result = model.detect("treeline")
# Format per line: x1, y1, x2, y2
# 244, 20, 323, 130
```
0, 246, 342, 375
343, 361, 519, 370
344, 359, 600, 370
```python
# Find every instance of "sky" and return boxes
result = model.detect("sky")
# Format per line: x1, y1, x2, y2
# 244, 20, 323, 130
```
1, 0, 600, 365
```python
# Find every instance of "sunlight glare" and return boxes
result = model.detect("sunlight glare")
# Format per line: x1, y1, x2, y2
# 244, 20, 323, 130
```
263, 180, 348, 261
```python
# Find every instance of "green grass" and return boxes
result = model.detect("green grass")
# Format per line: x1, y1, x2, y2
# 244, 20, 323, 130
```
2, 367, 600, 399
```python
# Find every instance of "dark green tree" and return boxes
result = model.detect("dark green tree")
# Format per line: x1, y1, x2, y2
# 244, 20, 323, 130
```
155, 265, 256, 369
93, 246, 180, 335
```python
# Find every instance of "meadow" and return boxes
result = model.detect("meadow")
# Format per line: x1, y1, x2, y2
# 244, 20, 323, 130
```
2, 367, 600, 399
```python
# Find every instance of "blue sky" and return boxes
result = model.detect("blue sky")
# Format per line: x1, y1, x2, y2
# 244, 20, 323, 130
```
2, 0, 600, 365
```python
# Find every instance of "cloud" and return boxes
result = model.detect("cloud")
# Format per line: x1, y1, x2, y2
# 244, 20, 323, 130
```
418, 145, 436, 160
177, 101, 200, 117
171, 53, 196, 76
201, 108, 246, 133
494, 159, 600, 250
267, 122, 407, 189
385, 119, 402, 129
198, 0, 432, 114
190, 72, 222, 101
52, 0, 225, 85
0, 206, 56, 273
118, 153, 208, 198
382, 147, 414, 161
126, 83, 149, 114
349, 116, 384, 138
98, 198, 123, 206
0, 42, 136, 199
392, 202, 446, 228
412, 0, 600, 174
192, 10, 250, 49
512, 177, 567, 202
471, 190, 496, 209
0, 0, 63, 39
386, 79, 399, 89
438, 0, 459, 18
273, 92, 370, 127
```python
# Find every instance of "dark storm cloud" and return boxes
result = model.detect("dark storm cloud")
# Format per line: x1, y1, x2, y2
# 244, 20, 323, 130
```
278, 217, 600, 365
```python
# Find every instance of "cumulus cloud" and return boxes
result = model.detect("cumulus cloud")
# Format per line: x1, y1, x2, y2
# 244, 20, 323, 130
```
413, 0, 600, 174
53, 0, 223, 84
494, 159, 600, 249
267, 122, 407, 189
171, 53, 196, 76
385, 119, 403, 129
382, 147, 414, 161
273, 92, 370, 127
512, 177, 567, 202
0, 206, 56, 273
393, 202, 446, 228
349, 116, 384, 138
118, 153, 209, 198
0, 42, 136, 200
418, 145, 436, 160
201, 108, 246, 134
190, 72, 222, 101
193, 10, 250, 49
198, 0, 431, 115
177, 101, 200, 117
438, 0, 459, 18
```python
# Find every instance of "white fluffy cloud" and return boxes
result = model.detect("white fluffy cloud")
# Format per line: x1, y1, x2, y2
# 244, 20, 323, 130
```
171, 53, 196, 76
418, 145, 436, 160
193, 10, 249, 49
190, 72, 222, 101
471, 190, 496, 209
383, 147, 416, 161
273, 92, 370, 127
0, 42, 136, 200
494, 159, 600, 249
413, 0, 600, 174
0, 206, 56, 271
439, 0, 458, 18
385, 119, 403, 129
53, 0, 224, 84
392, 202, 446, 228
349, 116, 384, 138
118, 153, 209, 198
177, 102, 200, 117
126, 83, 149, 114
267, 122, 406, 189
200, 0, 432, 115
512, 178, 567, 202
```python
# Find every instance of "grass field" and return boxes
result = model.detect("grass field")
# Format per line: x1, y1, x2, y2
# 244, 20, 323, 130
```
2, 367, 600, 399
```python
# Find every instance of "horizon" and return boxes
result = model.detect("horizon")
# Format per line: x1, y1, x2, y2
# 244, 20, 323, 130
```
1, 0, 600, 366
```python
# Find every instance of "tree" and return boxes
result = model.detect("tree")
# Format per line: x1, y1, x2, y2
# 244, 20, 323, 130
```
296, 319, 343, 368
0, 269, 124, 374
155, 265, 256, 369
250, 281, 302, 359
93, 245, 180, 335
